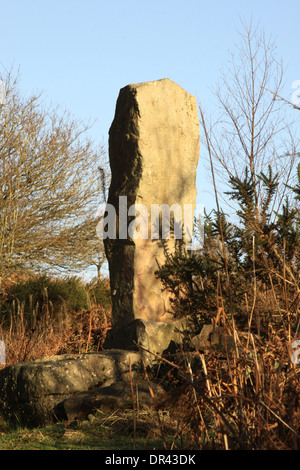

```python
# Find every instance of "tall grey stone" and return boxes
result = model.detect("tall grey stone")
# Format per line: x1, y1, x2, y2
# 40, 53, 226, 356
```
104, 78, 199, 334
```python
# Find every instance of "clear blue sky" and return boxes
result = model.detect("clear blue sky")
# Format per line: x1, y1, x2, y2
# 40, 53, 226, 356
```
0, 0, 299, 213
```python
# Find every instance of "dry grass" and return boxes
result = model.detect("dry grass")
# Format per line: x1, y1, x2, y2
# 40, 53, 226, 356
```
149, 315, 300, 450
0, 292, 111, 365
0, 275, 299, 450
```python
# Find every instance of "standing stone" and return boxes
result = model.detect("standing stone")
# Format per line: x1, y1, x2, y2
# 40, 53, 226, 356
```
104, 78, 199, 338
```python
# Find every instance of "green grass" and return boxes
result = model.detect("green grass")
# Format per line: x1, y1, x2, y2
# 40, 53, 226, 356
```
0, 409, 171, 450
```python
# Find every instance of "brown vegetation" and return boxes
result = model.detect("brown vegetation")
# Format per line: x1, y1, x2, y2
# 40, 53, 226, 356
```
0, 274, 111, 366
150, 317, 300, 450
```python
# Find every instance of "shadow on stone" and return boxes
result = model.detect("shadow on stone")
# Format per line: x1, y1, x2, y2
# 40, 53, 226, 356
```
54, 380, 165, 423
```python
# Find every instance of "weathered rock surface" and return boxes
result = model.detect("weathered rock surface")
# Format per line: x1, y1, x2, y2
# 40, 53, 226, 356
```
0, 350, 143, 427
56, 380, 165, 422
0, 324, 236, 427
0, 80, 201, 429
104, 317, 187, 357
104, 78, 200, 330
191, 324, 236, 352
